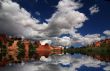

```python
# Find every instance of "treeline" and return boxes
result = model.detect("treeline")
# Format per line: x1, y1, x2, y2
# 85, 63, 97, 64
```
66, 41, 110, 56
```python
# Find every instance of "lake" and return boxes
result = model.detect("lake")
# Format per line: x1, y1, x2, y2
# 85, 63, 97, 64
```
0, 54, 110, 71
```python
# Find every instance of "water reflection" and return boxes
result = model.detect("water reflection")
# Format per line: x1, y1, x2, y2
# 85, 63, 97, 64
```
0, 54, 110, 71
87, 54, 110, 62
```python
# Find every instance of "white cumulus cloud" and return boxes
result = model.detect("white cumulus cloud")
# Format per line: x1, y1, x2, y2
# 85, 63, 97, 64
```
46, 0, 88, 36
0, 0, 102, 47
89, 4, 99, 15
52, 36, 72, 46
40, 39, 52, 45
0, 0, 48, 38
71, 33, 101, 46
103, 30, 110, 36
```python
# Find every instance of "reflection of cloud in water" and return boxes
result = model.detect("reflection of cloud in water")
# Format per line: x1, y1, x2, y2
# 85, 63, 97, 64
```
34, 64, 61, 71
0, 54, 110, 71
40, 56, 52, 62
39, 54, 106, 71
104, 66, 110, 71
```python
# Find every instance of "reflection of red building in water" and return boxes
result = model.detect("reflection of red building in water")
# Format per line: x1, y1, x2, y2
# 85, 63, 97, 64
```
36, 42, 63, 58
36, 43, 53, 58
23, 39, 30, 61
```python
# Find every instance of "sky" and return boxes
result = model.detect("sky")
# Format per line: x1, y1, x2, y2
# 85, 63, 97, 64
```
0, 0, 110, 47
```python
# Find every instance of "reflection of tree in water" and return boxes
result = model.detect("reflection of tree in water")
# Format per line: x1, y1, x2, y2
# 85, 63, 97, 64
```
88, 54, 110, 62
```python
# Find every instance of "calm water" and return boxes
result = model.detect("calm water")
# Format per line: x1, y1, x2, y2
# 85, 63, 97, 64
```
0, 54, 110, 71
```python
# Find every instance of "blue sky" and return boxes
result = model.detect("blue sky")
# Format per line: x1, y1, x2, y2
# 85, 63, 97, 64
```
78, 0, 110, 35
